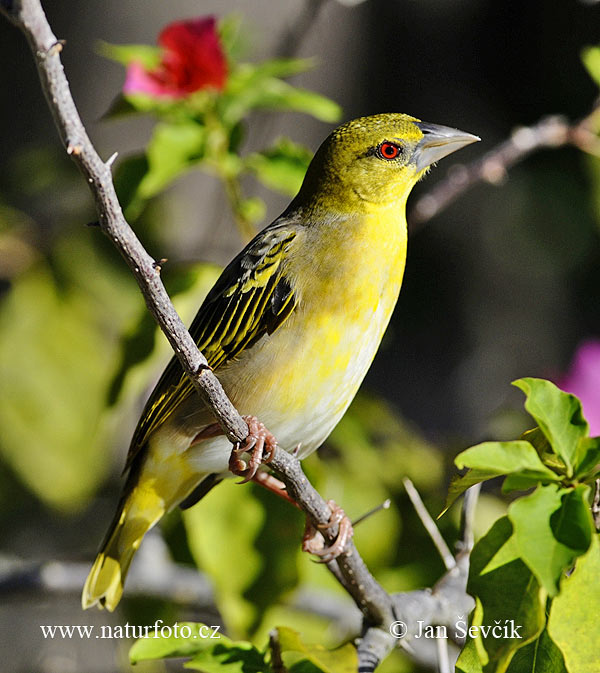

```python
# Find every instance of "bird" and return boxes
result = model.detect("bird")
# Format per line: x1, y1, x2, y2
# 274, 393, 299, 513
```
82, 113, 479, 611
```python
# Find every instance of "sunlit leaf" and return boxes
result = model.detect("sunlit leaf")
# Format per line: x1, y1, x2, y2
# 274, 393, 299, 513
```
508, 485, 592, 596
98, 40, 161, 68
582, 46, 600, 89
456, 635, 484, 673
467, 516, 547, 670
129, 622, 229, 663
182, 480, 265, 637
245, 138, 312, 196
455, 441, 561, 477
137, 121, 207, 201
222, 69, 341, 125
548, 534, 600, 673
276, 626, 357, 673
186, 641, 268, 672
505, 628, 567, 673
574, 437, 600, 479
513, 378, 589, 477
443, 440, 560, 513
0, 265, 118, 509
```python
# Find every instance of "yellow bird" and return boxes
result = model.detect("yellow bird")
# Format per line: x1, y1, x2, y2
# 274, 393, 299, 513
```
82, 113, 478, 611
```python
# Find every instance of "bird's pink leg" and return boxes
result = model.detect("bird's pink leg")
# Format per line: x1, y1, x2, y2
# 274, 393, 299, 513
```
302, 499, 354, 563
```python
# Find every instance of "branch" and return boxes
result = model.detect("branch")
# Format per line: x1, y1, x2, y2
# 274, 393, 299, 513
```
409, 107, 600, 228
403, 477, 455, 571
0, 533, 214, 607
0, 1, 397, 667
355, 488, 478, 672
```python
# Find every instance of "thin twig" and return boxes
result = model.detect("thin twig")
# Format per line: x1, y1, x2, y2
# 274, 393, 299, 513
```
459, 483, 481, 553
409, 106, 600, 229
593, 478, 600, 532
403, 478, 455, 570
436, 636, 451, 673
269, 630, 288, 673
352, 499, 391, 527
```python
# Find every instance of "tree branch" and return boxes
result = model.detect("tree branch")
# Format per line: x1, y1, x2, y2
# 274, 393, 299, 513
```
409, 106, 600, 228
0, 2, 398, 668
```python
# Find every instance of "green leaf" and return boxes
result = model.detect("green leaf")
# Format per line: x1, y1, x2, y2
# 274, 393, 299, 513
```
263, 82, 342, 122
245, 138, 312, 196
218, 13, 246, 61
98, 40, 161, 68
222, 68, 341, 125
456, 636, 484, 673
0, 264, 118, 510
107, 263, 221, 405
443, 469, 502, 515
508, 485, 592, 597
505, 628, 567, 673
513, 378, 589, 477
237, 196, 266, 225
244, 57, 318, 79
467, 516, 547, 670
183, 480, 265, 636
101, 94, 140, 120
574, 437, 600, 479
276, 626, 357, 673
443, 440, 561, 513
502, 473, 551, 493
112, 153, 149, 217
242, 487, 303, 634
582, 46, 600, 88
137, 121, 207, 201
187, 641, 269, 672
129, 623, 231, 663
129, 622, 270, 672
482, 530, 521, 574
548, 534, 600, 673
520, 427, 566, 472
455, 441, 560, 478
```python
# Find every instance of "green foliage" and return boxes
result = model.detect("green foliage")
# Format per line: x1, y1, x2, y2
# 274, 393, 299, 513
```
581, 46, 600, 89
508, 484, 592, 596
461, 517, 547, 671
245, 138, 313, 196
129, 622, 356, 673
0, 234, 139, 510
547, 535, 600, 673
450, 378, 600, 672
101, 17, 341, 235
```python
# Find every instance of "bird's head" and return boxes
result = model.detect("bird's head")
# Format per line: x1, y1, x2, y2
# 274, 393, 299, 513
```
294, 113, 479, 212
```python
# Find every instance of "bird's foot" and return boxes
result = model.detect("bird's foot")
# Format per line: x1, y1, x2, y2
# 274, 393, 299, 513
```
229, 415, 278, 484
302, 499, 354, 563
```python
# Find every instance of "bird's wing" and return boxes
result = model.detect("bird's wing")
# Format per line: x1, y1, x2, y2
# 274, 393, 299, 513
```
124, 223, 299, 471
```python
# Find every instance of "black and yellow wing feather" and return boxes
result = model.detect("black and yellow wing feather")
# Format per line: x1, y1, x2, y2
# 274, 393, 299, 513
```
124, 223, 299, 471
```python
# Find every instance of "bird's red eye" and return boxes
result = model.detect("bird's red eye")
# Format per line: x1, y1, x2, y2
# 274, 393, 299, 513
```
378, 142, 401, 160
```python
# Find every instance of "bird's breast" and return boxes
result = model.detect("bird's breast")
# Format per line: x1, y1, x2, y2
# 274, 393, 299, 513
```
220, 207, 408, 455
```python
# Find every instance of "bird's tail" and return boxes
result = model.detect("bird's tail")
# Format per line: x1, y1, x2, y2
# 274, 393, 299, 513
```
81, 482, 165, 612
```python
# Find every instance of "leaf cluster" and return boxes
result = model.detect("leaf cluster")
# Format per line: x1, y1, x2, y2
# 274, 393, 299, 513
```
129, 623, 357, 673
101, 16, 341, 231
451, 379, 600, 672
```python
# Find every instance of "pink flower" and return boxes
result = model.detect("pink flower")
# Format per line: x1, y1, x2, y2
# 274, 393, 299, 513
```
557, 339, 600, 436
124, 17, 227, 99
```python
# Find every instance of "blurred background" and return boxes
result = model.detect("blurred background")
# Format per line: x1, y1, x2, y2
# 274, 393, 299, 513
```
1, 0, 600, 671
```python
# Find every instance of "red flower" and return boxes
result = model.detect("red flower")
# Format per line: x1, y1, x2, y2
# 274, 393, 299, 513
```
124, 17, 227, 99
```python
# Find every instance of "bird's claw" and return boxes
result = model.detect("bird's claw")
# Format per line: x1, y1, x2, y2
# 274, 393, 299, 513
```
229, 415, 278, 484
302, 499, 354, 563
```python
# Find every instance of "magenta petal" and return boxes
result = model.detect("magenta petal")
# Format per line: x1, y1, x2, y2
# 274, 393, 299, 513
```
557, 339, 600, 436
123, 61, 174, 98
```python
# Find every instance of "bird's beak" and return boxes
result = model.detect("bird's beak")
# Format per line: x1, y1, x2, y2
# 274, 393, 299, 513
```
412, 122, 480, 172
